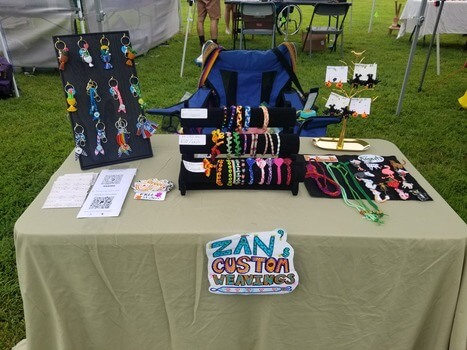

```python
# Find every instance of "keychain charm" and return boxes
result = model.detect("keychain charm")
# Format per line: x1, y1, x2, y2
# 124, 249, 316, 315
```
86, 79, 101, 120
54, 38, 69, 71
73, 123, 88, 160
108, 77, 126, 113
115, 117, 132, 157
136, 115, 158, 139
64, 82, 77, 112
121, 33, 137, 66
95, 121, 107, 156
129, 74, 146, 110
77, 36, 94, 67
100, 35, 113, 70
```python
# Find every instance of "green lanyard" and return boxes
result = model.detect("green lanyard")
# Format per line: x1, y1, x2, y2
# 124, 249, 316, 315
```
325, 162, 385, 224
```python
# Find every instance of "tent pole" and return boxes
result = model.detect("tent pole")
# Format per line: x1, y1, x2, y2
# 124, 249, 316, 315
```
180, 0, 195, 77
0, 20, 19, 98
94, 0, 105, 32
417, 0, 445, 92
76, 0, 86, 34
396, 0, 428, 115
368, 0, 376, 33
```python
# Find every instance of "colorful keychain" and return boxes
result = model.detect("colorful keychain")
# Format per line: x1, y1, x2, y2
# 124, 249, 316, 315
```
77, 36, 94, 67
95, 121, 107, 156
120, 33, 137, 66
115, 117, 132, 157
100, 35, 113, 70
64, 82, 77, 112
129, 74, 146, 110
136, 114, 158, 139
54, 38, 69, 71
73, 123, 88, 160
86, 79, 101, 121
108, 77, 126, 113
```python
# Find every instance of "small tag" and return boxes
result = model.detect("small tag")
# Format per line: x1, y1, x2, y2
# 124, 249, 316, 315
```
304, 154, 338, 163
183, 160, 205, 173
181, 108, 208, 119
134, 191, 167, 201
179, 134, 206, 145
358, 154, 384, 163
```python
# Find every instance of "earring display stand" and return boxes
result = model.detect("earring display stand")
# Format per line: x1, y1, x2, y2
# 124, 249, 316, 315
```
178, 107, 305, 195
53, 31, 153, 170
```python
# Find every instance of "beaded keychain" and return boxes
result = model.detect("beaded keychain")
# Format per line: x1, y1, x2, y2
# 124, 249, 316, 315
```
108, 77, 126, 113
54, 38, 69, 71
64, 82, 77, 112
120, 33, 137, 66
115, 117, 132, 157
136, 114, 158, 139
99, 35, 113, 70
129, 74, 147, 110
86, 79, 101, 121
77, 36, 94, 67
94, 121, 107, 156
73, 123, 88, 160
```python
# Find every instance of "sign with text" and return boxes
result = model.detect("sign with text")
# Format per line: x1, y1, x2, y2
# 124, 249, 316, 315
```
206, 229, 299, 295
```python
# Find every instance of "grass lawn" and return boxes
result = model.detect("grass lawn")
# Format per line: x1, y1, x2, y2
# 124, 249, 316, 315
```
0, 0, 466, 347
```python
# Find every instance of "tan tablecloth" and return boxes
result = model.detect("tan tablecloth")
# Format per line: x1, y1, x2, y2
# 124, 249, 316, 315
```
14, 135, 467, 350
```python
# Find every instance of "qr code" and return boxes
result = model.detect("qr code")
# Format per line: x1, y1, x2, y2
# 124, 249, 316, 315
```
102, 174, 123, 185
89, 196, 114, 209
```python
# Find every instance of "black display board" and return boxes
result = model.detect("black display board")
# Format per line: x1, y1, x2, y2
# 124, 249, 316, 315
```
52, 31, 153, 170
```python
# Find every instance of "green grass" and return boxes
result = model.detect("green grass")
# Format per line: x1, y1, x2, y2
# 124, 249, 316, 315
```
0, 0, 466, 347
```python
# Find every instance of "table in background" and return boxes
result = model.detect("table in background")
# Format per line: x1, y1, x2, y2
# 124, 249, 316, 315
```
14, 135, 467, 350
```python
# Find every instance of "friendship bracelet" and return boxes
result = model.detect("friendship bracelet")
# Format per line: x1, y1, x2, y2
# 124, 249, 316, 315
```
266, 158, 273, 185
283, 158, 292, 186
260, 105, 269, 132
263, 133, 269, 155
243, 106, 251, 132
305, 161, 341, 197
216, 159, 224, 186
236, 106, 243, 132
250, 134, 258, 157
256, 158, 267, 185
240, 160, 246, 185
274, 158, 284, 185
243, 134, 249, 155
267, 133, 274, 156
228, 105, 235, 131
246, 157, 255, 185
275, 133, 281, 156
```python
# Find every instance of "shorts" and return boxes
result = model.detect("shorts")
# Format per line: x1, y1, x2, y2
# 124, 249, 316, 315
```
197, 0, 221, 20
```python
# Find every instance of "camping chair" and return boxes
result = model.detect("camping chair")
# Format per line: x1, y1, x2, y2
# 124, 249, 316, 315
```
301, 2, 351, 56
239, 2, 276, 50
146, 42, 340, 136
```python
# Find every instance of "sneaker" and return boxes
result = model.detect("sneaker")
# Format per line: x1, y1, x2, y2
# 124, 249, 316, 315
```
194, 53, 203, 67
225, 28, 231, 35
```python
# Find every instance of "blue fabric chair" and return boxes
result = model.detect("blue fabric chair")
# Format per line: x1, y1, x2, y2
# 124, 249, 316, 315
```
147, 42, 340, 135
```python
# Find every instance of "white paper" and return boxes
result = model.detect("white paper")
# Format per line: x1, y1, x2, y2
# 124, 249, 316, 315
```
183, 160, 205, 173
179, 134, 206, 145
349, 98, 372, 115
181, 108, 208, 119
325, 66, 348, 83
43, 173, 97, 208
325, 92, 350, 110
354, 63, 377, 81
77, 168, 137, 218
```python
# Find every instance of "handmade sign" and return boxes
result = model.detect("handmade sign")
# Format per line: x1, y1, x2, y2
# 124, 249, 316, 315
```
206, 228, 299, 295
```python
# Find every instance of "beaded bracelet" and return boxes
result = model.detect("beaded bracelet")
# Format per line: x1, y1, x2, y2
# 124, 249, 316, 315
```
233, 132, 242, 157
221, 106, 228, 131
216, 159, 224, 186
226, 132, 233, 158
243, 106, 251, 132
283, 158, 292, 186
240, 160, 246, 185
266, 158, 273, 185
234, 159, 241, 185
259, 105, 269, 132
250, 134, 258, 157
226, 159, 233, 186
243, 134, 249, 155
246, 157, 255, 185
274, 158, 284, 185
228, 105, 235, 132
256, 158, 267, 185
267, 133, 274, 156
236, 105, 243, 132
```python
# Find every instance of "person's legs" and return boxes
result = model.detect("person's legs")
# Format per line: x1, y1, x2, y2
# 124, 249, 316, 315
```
197, 0, 208, 46
210, 19, 219, 42
224, 4, 233, 34
206, 0, 221, 42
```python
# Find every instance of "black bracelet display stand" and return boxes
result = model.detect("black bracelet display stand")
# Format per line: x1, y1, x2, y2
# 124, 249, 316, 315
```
178, 107, 305, 195
53, 31, 153, 170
